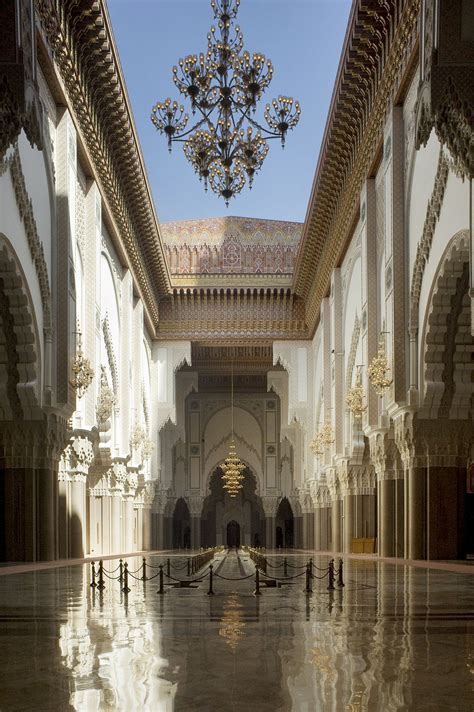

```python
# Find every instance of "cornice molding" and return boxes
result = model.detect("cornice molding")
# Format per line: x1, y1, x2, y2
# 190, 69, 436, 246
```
294, 0, 420, 333
35, 0, 171, 329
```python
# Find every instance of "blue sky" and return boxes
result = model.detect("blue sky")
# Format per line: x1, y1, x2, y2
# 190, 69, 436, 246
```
107, 0, 352, 224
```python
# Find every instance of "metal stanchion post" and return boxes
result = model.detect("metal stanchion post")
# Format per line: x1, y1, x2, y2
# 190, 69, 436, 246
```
119, 559, 123, 584
254, 567, 261, 596
97, 560, 105, 590
142, 557, 147, 582
157, 564, 164, 595
90, 561, 96, 588
167, 558, 171, 578
122, 562, 131, 594
337, 558, 344, 587
207, 564, 214, 595
304, 563, 313, 593
327, 559, 335, 590
309, 558, 313, 579
284, 557, 288, 577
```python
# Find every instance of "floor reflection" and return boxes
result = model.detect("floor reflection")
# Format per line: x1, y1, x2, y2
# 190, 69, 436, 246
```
0, 553, 473, 710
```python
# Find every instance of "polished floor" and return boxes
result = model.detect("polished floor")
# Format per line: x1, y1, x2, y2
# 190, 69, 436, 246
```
0, 550, 473, 711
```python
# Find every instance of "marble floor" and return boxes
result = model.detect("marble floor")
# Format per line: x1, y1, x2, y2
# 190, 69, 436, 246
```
0, 551, 473, 711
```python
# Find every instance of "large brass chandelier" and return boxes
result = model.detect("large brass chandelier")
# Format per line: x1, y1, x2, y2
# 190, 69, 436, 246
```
151, 0, 301, 205
220, 362, 245, 497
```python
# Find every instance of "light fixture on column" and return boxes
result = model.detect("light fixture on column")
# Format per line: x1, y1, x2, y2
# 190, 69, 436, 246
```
151, 0, 301, 205
346, 366, 367, 419
220, 360, 245, 497
367, 332, 393, 396
310, 432, 324, 458
130, 421, 145, 452
71, 321, 94, 398
141, 436, 154, 460
320, 421, 334, 446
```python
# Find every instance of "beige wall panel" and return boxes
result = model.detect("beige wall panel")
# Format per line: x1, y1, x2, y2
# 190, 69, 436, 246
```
190, 457, 200, 489
266, 411, 276, 443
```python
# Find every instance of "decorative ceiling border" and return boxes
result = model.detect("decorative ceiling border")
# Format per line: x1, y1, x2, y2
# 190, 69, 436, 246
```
35, 0, 171, 329
294, 0, 420, 333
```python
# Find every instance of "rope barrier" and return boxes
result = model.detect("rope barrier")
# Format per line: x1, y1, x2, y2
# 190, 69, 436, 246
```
259, 569, 306, 581
214, 571, 255, 581
87, 549, 340, 600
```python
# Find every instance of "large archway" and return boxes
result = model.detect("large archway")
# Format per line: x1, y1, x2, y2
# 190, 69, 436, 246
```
172, 498, 191, 549
276, 498, 294, 549
201, 466, 265, 548
421, 233, 474, 559
226, 520, 241, 548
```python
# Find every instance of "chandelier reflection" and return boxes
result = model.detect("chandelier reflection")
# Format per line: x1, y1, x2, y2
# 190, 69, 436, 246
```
219, 594, 246, 650
221, 361, 245, 497
151, 0, 301, 205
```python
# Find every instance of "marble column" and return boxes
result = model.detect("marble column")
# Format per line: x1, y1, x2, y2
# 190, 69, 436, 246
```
408, 466, 425, 560
314, 508, 321, 550
343, 494, 354, 554
380, 478, 395, 558
135, 507, 143, 551
142, 506, 152, 550
395, 478, 404, 557
320, 507, 330, 550
331, 499, 342, 553
70, 475, 86, 558
124, 499, 135, 552
191, 516, 201, 550
39, 467, 57, 561
265, 516, 275, 549
111, 492, 122, 554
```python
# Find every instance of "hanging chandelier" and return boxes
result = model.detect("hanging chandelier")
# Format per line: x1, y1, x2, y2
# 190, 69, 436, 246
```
220, 361, 245, 497
71, 321, 94, 398
367, 333, 393, 397
310, 433, 325, 458
151, 0, 301, 205
346, 366, 367, 419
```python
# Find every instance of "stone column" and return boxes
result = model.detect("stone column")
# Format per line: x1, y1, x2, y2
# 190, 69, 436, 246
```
380, 478, 395, 558
262, 497, 279, 550
142, 506, 152, 550
70, 475, 87, 558
331, 499, 342, 553
343, 493, 354, 555
395, 412, 426, 560
110, 490, 122, 554
188, 496, 204, 551
39, 466, 57, 561
407, 466, 425, 560
314, 507, 321, 550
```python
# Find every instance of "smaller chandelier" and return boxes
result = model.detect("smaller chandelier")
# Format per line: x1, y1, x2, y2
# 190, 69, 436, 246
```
367, 334, 393, 397
142, 437, 154, 461
96, 366, 116, 424
221, 440, 245, 496
130, 422, 146, 452
71, 322, 94, 398
221, 361, 245, 496
320, 422, 334, 446
310, 433, 325, 458
346, 367, 367, 419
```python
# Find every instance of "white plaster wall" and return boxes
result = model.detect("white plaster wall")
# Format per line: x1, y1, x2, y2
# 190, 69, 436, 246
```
18, 131, 53, 287
0, 151, 44, 386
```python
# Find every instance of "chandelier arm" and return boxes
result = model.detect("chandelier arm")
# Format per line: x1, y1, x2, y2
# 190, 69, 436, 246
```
170, 115, 212, 140
228, 99, 281, 137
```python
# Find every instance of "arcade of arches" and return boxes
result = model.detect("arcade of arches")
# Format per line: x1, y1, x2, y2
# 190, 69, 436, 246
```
0, 0, 472, 568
